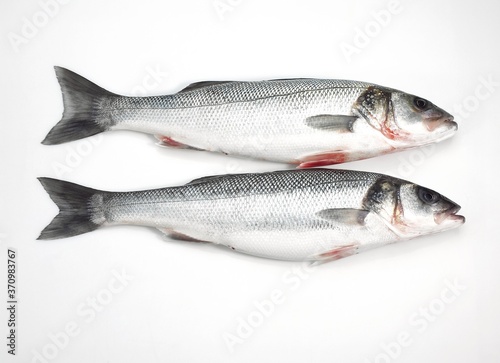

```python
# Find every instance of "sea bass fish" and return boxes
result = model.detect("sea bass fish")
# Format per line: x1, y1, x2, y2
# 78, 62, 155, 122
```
37, 169, 464, 261
42, 67, 457, 167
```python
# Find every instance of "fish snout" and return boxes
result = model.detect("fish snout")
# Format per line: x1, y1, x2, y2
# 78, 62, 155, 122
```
424, 111, 456, 132
434, 204, 465, 226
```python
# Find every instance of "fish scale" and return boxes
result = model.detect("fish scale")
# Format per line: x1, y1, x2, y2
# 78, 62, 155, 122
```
107, 82, 377, 162
99, 169, 382, 260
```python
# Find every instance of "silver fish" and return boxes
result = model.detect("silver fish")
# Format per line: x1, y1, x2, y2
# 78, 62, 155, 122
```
42, 67, 457, 167
37, 169, 464, 262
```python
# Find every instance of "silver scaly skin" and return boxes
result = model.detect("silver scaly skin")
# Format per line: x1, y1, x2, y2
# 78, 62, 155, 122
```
37, 169, 465, 262
42, 68, 457, 167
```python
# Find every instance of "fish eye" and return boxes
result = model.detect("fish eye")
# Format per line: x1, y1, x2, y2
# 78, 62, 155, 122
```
418, 187, 440, 205
413, 97, 429, 110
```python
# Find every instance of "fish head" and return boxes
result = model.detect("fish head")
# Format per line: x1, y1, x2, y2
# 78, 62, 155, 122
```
364, 177, 465, 238
354, 86, 457, 147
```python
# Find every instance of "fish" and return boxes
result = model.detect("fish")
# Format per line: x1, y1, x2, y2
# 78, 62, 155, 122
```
37, 169, 464, 262
42, 67, 458, 167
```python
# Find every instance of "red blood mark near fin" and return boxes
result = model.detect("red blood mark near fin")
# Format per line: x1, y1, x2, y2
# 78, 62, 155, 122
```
298, 152, 346, 168
381, 126, 397, 140
318, 244, 357, 261
299, 160, 338, 168
157, 135, 190, 149
381, 124, 411, 141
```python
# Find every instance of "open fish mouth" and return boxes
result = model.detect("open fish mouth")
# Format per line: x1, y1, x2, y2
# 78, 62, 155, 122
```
424, 116, 457, 132
434, 205, 465, 225
425, 116, 458, 132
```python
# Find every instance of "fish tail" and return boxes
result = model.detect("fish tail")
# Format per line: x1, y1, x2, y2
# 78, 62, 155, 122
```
42, 66, 118, 145
37, 177, 107, 240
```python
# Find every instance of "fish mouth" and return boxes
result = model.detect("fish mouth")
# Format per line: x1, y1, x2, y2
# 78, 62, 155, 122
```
434, 205, 465, 225
425, 116, 458, 132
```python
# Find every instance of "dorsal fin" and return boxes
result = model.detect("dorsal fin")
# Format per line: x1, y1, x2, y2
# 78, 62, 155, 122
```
268, 78, 311, 82
178, 81, 234, 93
185, 174, 225, 185
178, 78, 312, 93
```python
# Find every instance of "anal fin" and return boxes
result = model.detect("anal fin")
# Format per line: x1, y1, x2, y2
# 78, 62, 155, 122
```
311, 244, 358, 263
155, 135, 201, 150
157, 228, 207, 243
298, 151, 348, 168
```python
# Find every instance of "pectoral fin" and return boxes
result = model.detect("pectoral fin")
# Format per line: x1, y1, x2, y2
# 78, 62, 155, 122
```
305, 115, 358, 132
316, 208, 369, 226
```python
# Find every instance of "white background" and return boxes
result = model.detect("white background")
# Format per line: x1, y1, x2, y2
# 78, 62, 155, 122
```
1, 0, 499, 362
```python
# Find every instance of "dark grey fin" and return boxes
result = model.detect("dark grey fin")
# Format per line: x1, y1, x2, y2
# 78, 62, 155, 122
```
316, 208, 369, 226
156, 228, 207, 243
268, 78, 312, 81
305, 115, 358, 132
37, 177, 106, 240
42, 66, 118, 145
185, 174, 225, 185
178, 81, 233, 93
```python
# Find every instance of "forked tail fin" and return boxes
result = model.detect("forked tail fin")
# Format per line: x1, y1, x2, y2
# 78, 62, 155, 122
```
37, 177, 107, 240
42, 67, 118, 145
